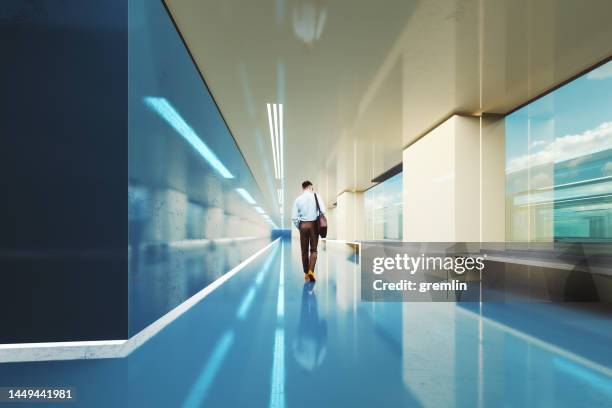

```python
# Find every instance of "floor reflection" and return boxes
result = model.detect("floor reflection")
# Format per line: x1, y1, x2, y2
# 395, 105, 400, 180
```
1, 239, 611, 408
129, 237, 271, 335
292, 281, 327, 372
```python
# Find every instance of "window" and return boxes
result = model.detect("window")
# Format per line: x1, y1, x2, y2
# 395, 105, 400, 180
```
505, 61, 612, 242
365, 172, 403, 240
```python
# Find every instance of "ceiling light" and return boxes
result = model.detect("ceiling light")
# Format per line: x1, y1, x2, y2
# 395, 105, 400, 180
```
266, 103, 284, 181
279, 104, 284, 179
266, 104, 279, 179
254, 206, 265, 214
144, 97, 234, 179
273, 104, 281, 180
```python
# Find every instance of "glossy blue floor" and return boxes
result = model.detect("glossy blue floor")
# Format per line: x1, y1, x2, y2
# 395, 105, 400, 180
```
1, 239, 611, 407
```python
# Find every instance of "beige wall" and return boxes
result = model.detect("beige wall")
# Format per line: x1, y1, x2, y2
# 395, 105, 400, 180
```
403, 115, 505, 242
403, 117, 459, 241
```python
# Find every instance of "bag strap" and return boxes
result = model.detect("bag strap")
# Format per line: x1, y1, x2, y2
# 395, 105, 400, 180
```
314, 193, 321, 216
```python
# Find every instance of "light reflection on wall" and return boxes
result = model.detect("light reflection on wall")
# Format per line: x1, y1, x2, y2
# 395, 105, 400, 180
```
505, 61, 612, 242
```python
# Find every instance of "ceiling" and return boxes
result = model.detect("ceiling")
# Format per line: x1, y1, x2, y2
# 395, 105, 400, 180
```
164, 0, 612, 227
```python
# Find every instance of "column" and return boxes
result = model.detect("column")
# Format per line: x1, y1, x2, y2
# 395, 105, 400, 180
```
403, 114, 505, 242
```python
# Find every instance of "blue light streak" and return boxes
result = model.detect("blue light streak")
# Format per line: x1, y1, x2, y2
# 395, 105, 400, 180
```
144, 97, 234, 179
269, 243, 285, 408
237, 245, 278, 320
182, 330, 235, 408
269, 329, 285, 408
236, 288, 256, 321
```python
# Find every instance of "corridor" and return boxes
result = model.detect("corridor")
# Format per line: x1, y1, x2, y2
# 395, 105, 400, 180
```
2, 239, 611, 407
3, 1, 612, 407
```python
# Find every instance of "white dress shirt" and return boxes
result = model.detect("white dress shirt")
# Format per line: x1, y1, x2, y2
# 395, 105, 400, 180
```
291, 191, 326, 228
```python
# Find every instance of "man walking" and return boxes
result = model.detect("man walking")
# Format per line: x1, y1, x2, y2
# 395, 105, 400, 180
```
292, 181, 326, 282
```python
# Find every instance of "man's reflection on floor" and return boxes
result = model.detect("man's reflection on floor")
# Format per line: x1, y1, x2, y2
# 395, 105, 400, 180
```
293, 281, 327, 371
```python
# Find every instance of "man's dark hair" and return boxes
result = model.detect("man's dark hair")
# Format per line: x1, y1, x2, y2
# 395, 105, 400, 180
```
302, 180, 313, 189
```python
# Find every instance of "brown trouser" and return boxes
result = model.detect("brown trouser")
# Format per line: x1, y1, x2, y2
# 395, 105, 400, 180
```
299, 221, 319, 273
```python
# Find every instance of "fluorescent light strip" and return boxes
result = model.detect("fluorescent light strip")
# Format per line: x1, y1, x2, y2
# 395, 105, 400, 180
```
273, 104, 281, 179
144, 97, 234, 179
267, 104, 279, 179
235, 188, 257, 205
266, 102, 284, 182
255, 206, 265, 214
279, 104, 284, 180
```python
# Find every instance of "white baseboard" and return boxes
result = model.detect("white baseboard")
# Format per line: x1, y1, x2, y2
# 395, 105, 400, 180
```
0, 238, 281, 363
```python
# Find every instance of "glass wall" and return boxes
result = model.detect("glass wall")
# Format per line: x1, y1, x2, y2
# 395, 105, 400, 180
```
505, 61, 612, 242
365, 172, 403, 240
128, 0, 276, 334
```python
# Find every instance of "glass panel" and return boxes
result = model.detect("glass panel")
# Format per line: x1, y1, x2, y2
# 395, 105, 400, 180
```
128, 0, 275, 334
365, 172, 403, 240
506, 61, 612, 242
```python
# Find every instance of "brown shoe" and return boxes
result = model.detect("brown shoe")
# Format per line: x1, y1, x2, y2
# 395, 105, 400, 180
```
304, 273, 310, 281
307, 271, 316, 282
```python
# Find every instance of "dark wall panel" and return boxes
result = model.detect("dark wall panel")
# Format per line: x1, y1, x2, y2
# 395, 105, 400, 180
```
0, 1, 128, 342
